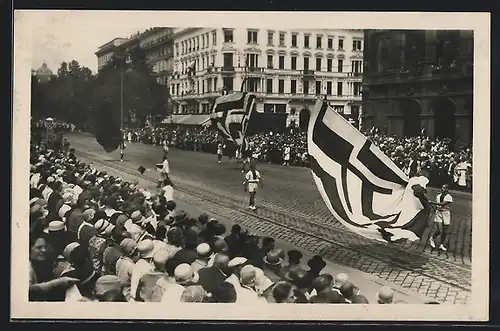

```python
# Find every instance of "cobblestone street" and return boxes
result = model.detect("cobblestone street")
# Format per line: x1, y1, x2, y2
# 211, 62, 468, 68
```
68, 133, 472, 304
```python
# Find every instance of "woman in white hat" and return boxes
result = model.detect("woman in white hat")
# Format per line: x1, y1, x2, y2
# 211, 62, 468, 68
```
130, 239, 155, 301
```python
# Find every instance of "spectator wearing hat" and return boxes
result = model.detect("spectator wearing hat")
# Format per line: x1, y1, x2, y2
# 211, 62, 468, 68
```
253, 267, 275, 302
197, 213, 209, 233
225, 257, 249, 289
115, 238, 138, 301
234, 265, 266, 304
224, 224, 244, 259
211, 282, 237, 303
46, 220, 71, 258
136, 249, 170, 302
59, 242, 99, 300
304, 255, 327, 292
163, 227, 183, 257
130, 239, 155, 301
180, 285, 208, 303
29, 233, 79, 301
197, 253, 230, 297
376, 286, 395, 304
161, 263, 199, 303
88, 219, 115, 274
94, 275, 126, 302
262, 249, 284, 283
172, 229, 198, 265
191, 243, 212, 273
101, 241, 122, 276
281, 250, 303, 280
284, 267, 310, 303
308, 275, 346, 304
47, 180, 64, 217
207, 238, 228, 267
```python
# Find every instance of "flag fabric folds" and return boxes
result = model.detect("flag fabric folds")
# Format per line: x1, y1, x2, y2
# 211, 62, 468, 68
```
210, 92, 256, 152
307, 99, 432, 243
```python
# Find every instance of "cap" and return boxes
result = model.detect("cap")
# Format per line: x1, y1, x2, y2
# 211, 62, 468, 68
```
119, 238, 138, 256
196, 243, 211, 257
94, 219, 114, 235
94, 275, 122, 296
228, 257, 247, 268
153, 249, 170, 265
137, 239, 155, 259
263, 249, 284, 266
174, 263, 199, 284
62, 192, 74, 203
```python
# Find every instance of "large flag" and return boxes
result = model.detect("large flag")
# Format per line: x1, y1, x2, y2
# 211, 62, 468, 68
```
307, 99, 432, 243
210, 92, 256, 151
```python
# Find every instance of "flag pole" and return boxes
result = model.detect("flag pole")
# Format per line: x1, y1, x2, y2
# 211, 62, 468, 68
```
240, 53, 247, 92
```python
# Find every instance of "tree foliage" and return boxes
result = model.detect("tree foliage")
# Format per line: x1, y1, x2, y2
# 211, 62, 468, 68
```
30, 46, 171, 152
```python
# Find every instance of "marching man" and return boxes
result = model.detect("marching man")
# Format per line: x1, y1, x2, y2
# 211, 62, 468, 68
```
162, 139, 169, 160
283, 145, 291, 166
429, 184, 453, 251
217, 142, 225, 163
119, 138, 126, 162
243, 161, 262, 211
157, 152, 170, 188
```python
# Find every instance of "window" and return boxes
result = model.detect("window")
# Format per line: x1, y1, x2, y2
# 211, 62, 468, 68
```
338, 38, 344, 50
353, 39, 362, 51
337, 81, 343, 95
304, 35, 310, 48
212, 31, 217, 45
223, 53, 234, 68
338, 59, 343, 72
327, 37, 333, 49
266, 79, 273, 93
291, 34, 297, 47
223, 77, 233, 92
291, 56, 297, 70
175, 43, 179, 56
267, 55, 273, 68
353, 82, 362, 96
351, 60, 362, 73
327, 59, 333, 71
316, 35, 322, 49
279, 32, 285, 46
278, 79, 285, 93
267, 32, 274, 46
247, 30, 258, 44
303, 80, 309, 94
316, 58, 322, 71
202, 35, 205, 48
248, 78, 258, 92
196, 36, 200, 50
291, 79, 297, 94
247, 54, 259, 68
214, 77, 218, 91
304, 57, 309, 71
326, 81, 332, 95
202, 57, 205, 70
224, 29, 233, 43
211, 55, 216, 66
279, 56, 285, 69
334, 105, 345, 114
315, 81, 322, 95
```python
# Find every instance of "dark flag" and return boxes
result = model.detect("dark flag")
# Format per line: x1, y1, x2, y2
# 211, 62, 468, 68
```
210, 92, 256, 152
137, 166, 147, 175
95, 99, 121, 153
307, 98, 431, 243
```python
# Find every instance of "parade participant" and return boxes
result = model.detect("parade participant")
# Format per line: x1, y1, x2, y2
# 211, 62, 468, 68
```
157, 153, 170, 188
162, 139, 169, 160
283, 145, 291, 166
119, 139, 126, 162
217, 142, 224, 163
244, 162, 262, 211
429, 184, 453, 251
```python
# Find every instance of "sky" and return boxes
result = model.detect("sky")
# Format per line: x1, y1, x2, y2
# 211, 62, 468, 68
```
29, 12, 155, 74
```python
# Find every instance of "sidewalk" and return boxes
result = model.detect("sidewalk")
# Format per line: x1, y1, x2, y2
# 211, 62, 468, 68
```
81, 154, 436, 304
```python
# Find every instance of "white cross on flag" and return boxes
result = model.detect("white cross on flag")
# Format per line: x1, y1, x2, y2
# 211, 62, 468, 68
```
307, 99, 432, 243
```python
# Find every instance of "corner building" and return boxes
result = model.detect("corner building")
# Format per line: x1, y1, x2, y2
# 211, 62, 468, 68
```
362, 30, 473, 143
170, 28, 364, 128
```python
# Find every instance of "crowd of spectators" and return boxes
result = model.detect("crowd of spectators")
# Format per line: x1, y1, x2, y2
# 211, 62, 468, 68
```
29, 125, 414, 304
122, 125, 472, 191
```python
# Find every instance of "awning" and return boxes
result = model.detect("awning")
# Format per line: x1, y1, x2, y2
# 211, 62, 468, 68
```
176, 114, 212, 126
161, 115, 191, 124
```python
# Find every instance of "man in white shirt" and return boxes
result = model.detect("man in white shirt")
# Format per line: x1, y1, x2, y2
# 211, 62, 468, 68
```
429, 184, 453, 251
157, 156, 170, 188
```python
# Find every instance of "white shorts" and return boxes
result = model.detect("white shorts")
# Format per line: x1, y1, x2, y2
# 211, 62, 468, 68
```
247, 183, 258, 193
434, 210, 451, 226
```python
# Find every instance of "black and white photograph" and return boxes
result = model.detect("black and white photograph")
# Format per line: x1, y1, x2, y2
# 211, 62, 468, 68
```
12, 11, 489, 321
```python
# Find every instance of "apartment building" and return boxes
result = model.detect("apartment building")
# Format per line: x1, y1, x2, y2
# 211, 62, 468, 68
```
169, 28, 364, 126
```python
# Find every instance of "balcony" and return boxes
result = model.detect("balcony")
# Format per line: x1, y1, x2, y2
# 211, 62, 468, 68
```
221, 66, 235, 75
347, 72, 363, 78
301, 70, 315, 80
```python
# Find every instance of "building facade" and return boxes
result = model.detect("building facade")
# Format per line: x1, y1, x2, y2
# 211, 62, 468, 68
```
362, 30, 473, 143
139, 27, 175, 86
95, 37, 131, 71
169, 28, 364, 127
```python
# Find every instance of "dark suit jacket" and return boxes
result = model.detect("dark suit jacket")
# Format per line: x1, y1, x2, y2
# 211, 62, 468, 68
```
197, 266, 228, 294
173, 248, 198, 265
47, 191, 63, 216
309, 289, 346, 304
